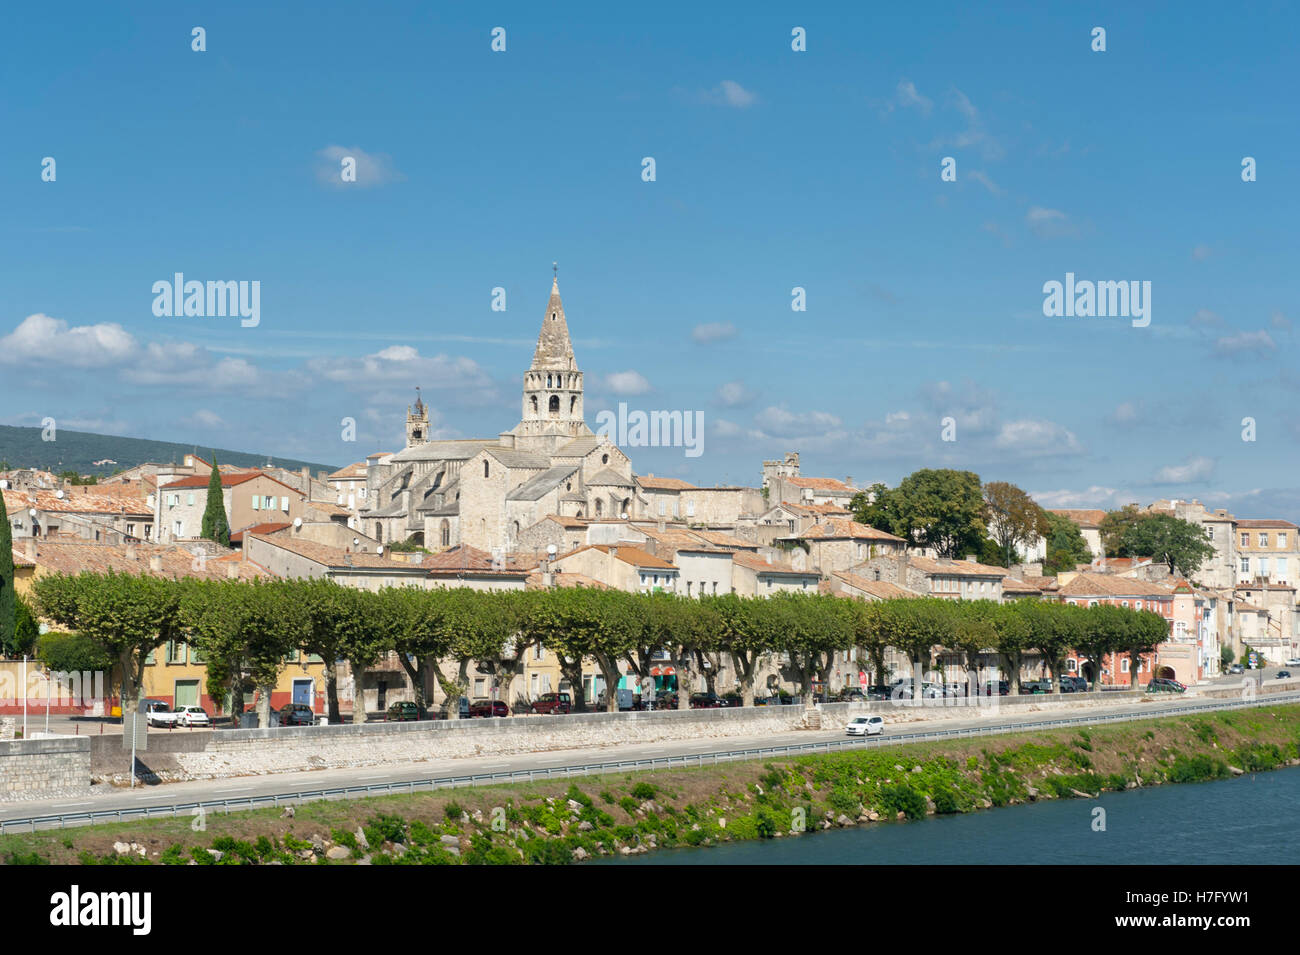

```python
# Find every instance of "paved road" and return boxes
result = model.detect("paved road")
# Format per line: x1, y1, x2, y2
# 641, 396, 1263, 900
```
4, 689, 1297, 831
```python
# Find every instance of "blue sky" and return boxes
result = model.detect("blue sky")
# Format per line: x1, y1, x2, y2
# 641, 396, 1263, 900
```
1, 2, 1297, 518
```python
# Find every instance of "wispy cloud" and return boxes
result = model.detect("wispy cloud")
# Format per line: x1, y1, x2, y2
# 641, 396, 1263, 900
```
894, 79, 932, 114
1150, 455, 1216, 484
1025, 206, 1077, 238
314, 145, 406, 188
692, 321, 737, 344
696, 80, 758, 108
603, 370, 652, 395
1213, 329, 1276, 358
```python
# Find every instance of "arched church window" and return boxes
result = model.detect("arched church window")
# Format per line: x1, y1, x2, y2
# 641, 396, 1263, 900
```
595, 500, 603, 517
570, 396, 576, 413
547, 374, 553, 388
549, 395, 560, 414
484, 460, 490, 478
602, 453, 609, 465
531, 396, 538, 414
440, 520, 450, 547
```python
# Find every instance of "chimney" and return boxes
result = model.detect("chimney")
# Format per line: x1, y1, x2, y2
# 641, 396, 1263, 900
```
149, 555, 163, 572
226, 562, 239, 579
125, 543, 138, 561
896, 554, 908, 586
301, 466, 310, 483
845, 476, 852, 488
25, 539, 36, 561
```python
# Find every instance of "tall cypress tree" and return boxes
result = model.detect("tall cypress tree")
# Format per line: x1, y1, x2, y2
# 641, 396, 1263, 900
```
200, 455, 231, 547
0, 488, 14, 655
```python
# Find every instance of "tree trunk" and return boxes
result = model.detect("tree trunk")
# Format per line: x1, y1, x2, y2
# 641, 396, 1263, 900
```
729, 650, 756, 706
396, 654, 427, 717
352, 663, 368, 724
676, 650, 693, 710
325, 663, 341, 723
120, 649, 140, 719
256, 682, 273, 727
593, 653, 621, 713
558, 660, 584, 712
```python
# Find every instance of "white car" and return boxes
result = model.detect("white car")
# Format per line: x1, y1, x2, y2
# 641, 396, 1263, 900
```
176, 705, 211, 727
145, 705, 181, 728
846, 716, 885, 737
1286, 658, 1300, 667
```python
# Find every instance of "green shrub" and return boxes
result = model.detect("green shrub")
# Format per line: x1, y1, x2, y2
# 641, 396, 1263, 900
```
330, 828, 358, 851
931, 787, 960, 814
1166, 754, 1229, 783
630, 782, 657, 800
365, 813, 408, 846
4, 850, 49, 865
877, 783, 927, 820
282, 833, 311, 852
159, 844, 188, 865
444, 800, 465, 820
600, 790, 615, 804
565, 784, 593, 808
827, 787, 860, 815
618, 796, 639, 815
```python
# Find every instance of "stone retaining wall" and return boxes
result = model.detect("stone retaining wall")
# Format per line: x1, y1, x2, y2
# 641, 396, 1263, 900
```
0, 737, 92, 801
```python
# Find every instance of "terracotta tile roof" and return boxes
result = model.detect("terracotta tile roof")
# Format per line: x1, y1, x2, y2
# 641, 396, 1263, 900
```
1055, 572, 1173, 598
1000, 576, 1042, 594
249, 533, 417, 571
303, 500, 352, 518
1021, 575, 1059, 591
537, 514, 590, 529
731, 551, 815, 577
421, 545, 532, 575
1235, 519, 1300, 529
525, 571, 608, 590
229, 522, 291, 543
1048, 509, 1107, 527
795, 518, 905, 543
636, 475, 697, 491
685, 530, 758, 550
327, 462, 367, 480
784, 477, 856, 492
796, 502, 852, 516
3, 489, 153, 517
905, 556, 1010, 579
159, 470, 284, 491
556, 544, 678, 570
831, 571, 919, 599
24, 541, 266, 580
11, 547, 35, 569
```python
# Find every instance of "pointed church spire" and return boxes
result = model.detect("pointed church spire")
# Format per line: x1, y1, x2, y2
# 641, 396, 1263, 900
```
532, 269, 576, 371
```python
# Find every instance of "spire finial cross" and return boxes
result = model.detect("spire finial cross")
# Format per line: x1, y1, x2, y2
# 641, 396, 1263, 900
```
553, 261, 558, 281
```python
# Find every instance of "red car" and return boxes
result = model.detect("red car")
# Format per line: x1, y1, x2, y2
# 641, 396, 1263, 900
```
528, 692, 572, 715
469, 699, 509, 718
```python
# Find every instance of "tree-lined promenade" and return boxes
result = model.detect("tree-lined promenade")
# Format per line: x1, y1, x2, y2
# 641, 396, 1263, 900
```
29, 571, 1173, 727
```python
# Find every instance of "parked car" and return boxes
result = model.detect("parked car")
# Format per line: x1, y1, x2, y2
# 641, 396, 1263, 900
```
1020, 679, 1052, 695
865, 685, 893, 701
145, 704, 181, 728
983, 680, 1010, 696
690, 692, 723, 709
529, 692, 572, 715
137, 699, 171, 725
1276, 670, 1292, 680
1058, 676, 1087, 693
846, 715, 885, 737
836, 688, 867, 702
1228, 663, 1245, 675
1145, 677, 1186, 693
386, 700, 420, 721
278, 702, 317, 726
469, 699, 509, 718
176, 705, 211, 727
1286, 658, 1300, 666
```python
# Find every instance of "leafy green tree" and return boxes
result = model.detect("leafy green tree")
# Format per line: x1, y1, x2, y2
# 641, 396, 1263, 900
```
1220, 644, 1235, 671
1042, 511, 1093, 575
860, 469, 987, 558
983, 481, 1050, 568
991, 600, 1033, 694
848, 483, 894, 532
707, 592, 776, 706
1075, 604, 1130, 690
199, 456, 230, 547
770, 593, 850, 699
36, 631, 114, 673
1123, 609, 1169, 689
12, 594, 40, 657
947, 600, 999, 692
299, 578, 373, 723
1099, 504, 1144, 557
33, 571, 182, 718
0, 489, 13, 655
1115, 514, 1216, 579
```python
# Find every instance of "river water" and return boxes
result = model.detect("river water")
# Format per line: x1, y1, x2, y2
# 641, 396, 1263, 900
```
604, 766, 1300, 865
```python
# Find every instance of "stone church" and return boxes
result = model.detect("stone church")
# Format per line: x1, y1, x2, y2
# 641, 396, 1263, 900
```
362, 276, 638, 554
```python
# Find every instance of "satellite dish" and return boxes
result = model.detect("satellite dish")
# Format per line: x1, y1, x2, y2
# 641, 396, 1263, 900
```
0, 479, 8, 490
547, 544, 557, 556
377, 545, 384, 556
56, 489, 65, 499
293, 517, 302, 528
352, 537, 360, 546
620, 512, 629, 520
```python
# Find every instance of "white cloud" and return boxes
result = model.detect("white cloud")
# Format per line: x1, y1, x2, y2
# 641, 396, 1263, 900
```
700, 80, 758, 108
967, 170, 1002, 195
752, 405, 843, 439
188, 409, 225, 428
1190, 244, 1213, 262
1025, 206, 1077, 238
692, 321, 737, 344
895, 79, 932, 114
1031, 486, 1132, 510
993, 418, 1084, 456
315, 145, 406, 188
715, 380, 756, 407
1213, 330, 1276, 358
603, 370, 652, 395
1271, 310, 1292, 330
1190, 308, 1223, 327
1151, 455, 1216, 484
0, 313, 136, 367
920, 380, 998, 434
1108, 402, 1139, 426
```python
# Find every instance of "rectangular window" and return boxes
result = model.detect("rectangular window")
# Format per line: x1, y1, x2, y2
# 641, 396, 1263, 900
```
1121, 658, 1130, 673
1240, 558, 1250, 573
1242, 533, 1250, 547
1279, 532, 1288, 549
251, 496, 260, 510
1260, 558, 1270, 577
172, 520, 182, 536
686, 500, 695, 517
186, 492, 194, 506
658, 501, 665, 516
281, 497, 289, 512
1260, 533, 1269, 547
165, 640, 181, 664
474, 679, 485, 697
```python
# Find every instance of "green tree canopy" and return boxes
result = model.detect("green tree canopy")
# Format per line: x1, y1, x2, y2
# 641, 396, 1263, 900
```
1115, 513, 1216, 578
854, 469, 987, 558
1042, 511, 1093, 575
983, 481, 1050, 567
200, 455, 230, 547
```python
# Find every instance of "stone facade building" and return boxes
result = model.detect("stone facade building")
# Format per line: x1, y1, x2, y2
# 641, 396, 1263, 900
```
361, 278, 638, 555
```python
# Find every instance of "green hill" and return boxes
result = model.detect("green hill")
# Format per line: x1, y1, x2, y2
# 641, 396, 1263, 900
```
0, 425, 340, 478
